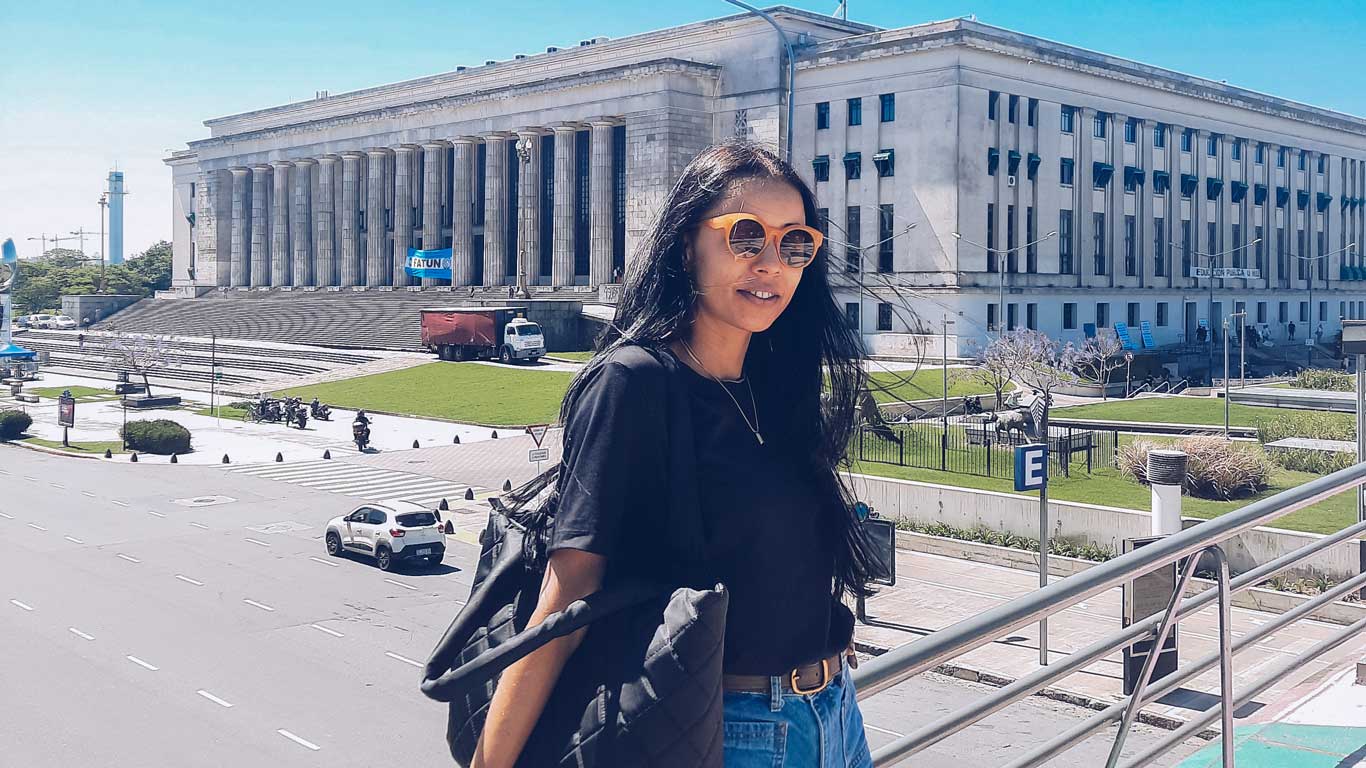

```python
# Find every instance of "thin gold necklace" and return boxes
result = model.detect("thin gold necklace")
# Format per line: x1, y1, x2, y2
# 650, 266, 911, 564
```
680, 339, 763, 445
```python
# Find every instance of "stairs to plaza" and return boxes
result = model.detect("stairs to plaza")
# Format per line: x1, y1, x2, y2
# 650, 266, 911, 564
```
91, 288, 533, 350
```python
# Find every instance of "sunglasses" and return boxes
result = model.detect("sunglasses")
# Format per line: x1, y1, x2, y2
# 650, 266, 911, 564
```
702, 213, 824, 268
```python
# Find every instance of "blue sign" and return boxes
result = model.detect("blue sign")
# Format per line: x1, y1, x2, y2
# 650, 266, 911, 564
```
404, 248, 452, 279
1014, 443, 1048, 491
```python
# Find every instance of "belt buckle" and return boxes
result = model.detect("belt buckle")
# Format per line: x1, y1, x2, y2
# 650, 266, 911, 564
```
790, 658, 832, 696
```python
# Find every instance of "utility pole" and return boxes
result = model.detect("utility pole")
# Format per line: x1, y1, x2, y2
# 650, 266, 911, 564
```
98, 193, 109, 293
952, 231, 1058, 336
1223, 311, 1246, 439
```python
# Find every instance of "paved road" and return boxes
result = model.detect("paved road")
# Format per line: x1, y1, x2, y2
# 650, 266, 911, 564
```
1, 447, 1197, 766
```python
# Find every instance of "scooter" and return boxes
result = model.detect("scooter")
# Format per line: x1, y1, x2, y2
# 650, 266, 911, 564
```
352, 420, 371, 451
310, 400, 332, 421
293, 407, 308, 430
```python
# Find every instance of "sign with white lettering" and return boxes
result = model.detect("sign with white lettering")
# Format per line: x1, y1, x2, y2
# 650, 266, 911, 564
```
1014, 443, 1048, 491
526, 424, 549, 447
528, 447, 550, 463
1193, 266, 1261, 279
404, 248, 453, 279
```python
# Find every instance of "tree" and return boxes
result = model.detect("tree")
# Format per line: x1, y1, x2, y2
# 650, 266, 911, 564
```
987, 329, 1080, 438
96, 332, 174, 397
1072, 330, 1125, 400
11, 241, 173, 314
127, 241, 173, 293
963, 338, 1018, 409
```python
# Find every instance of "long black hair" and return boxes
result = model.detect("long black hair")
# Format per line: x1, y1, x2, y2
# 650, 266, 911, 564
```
559, 140, 877, 600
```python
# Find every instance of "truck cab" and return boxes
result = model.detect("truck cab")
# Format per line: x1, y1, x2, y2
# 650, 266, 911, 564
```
501, 318, 545, 364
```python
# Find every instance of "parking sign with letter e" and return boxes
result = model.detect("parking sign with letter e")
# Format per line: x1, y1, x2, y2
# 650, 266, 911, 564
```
1014, 444, 1048, 492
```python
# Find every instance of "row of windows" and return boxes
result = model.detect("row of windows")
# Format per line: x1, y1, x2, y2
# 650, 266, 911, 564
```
816, 94, 895, 129
815, 204, 898, 275
1050, 102, 1330, 172
812, 150, 895, 181
1049, 155, 1337, 208
844, 302, 900, 331
992, 206, 1337, 281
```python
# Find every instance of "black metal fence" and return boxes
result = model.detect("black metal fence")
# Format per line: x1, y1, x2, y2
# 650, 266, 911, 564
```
856, 421, 1119, 481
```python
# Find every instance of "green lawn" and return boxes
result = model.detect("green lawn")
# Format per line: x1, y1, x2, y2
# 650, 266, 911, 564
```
867, 368, 992, 404
1054, 396, 1356, 430
193, 405, 251, 420
851, 459, 1353, 536
30, 385, 119, 401
274, 362, 573, 426
21, 437, 126, 455
548, 351, 593, 362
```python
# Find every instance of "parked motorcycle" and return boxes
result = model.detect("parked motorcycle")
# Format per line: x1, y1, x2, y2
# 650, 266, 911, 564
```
293, 407, 308, 430
309, 398, 332, 421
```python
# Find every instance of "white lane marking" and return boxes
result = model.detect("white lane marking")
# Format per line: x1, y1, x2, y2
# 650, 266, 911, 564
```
116, 553, 141, 563
10, 599, 34, 611
864, 722, 904, 738
277, 729, 321, 751
175, 575, 204, 586
24, 476, 39, 482
383, 578, 418, 591
0, 511, 12, 519
385, 651, 424, 668
244, 537, 270, 547
27, 523, 48, 531
311, 623, 344, 638
111, 500, 129, 507
68, 627, 95, 641
242, 599, 275, 612
196, 689, 234, 708
126, 655, 159, 671
81, 491, 96, 498
64, 536, 85, 544
50, 482, 65, 489
189, 522, 210, 530
308, 556, 340, 568
147, 510, 167, 518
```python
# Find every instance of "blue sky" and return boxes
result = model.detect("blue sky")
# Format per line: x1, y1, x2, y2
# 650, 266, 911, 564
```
4, 0, 1365, 259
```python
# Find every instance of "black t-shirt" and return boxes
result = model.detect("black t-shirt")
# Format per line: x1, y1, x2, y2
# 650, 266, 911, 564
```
550, 346, 851, 675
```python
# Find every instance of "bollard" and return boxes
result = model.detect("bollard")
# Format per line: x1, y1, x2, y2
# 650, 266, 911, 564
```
222, 454, 230, 464
170, 453, 178, 464
453, 434, 461, 444
413, 439, 420, 449
103, 448, 112, 459
275, 452, 284, 463
322, 449, 331, 460
502, 479, 512, 492
439, 498, 449, 511
130, 452, 138, 463
491, 430, 498, 439
464, 487, 475, 500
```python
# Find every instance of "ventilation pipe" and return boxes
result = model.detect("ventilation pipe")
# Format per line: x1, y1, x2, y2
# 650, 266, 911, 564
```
1147, 449, 1188, 536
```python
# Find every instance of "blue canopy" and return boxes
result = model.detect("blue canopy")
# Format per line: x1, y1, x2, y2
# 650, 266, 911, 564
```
0, 342, 36, 359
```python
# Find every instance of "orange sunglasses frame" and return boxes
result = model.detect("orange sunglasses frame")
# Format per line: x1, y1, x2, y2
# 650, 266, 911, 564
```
702, 213, 824, 267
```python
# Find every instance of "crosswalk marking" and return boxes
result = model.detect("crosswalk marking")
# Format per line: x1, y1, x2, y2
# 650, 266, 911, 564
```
227, 460, 481, 507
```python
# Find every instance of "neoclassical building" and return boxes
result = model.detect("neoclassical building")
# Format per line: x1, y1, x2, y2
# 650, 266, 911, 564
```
164, 6, 1366, 358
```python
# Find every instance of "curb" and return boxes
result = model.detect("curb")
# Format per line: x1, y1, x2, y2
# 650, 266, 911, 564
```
1, 438, 106, 460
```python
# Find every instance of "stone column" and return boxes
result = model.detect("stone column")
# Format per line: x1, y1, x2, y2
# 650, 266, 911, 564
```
1107, 112, 1125, 287
1306, 151, 1320, 290
339, 152, 363, 287
1139, 119, 1157, 288
420, 141, 447, 286
196, 170, 232, 287
551, 125, 578, 287
1075, 108, 1095, 287
228, 167, 250, 287
392, 145, 417, 286
450, 138, 476, 287
291, 158, 315, 286
270, 160, 293, 286
483, 133, 510, 287
315, 156, 338, 286
1162, 123, 1181, 290
588, 119, 616, 286
364, 149, 389, 287
249, 164, 271, 286
515, 128, 545, 287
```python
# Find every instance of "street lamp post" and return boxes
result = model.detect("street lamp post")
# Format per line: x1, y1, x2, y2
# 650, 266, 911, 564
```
1293, 243, 1357, 369
1124, 351, 1134, 398
951, 231, 1058, 334
1171, 238, 1260, 384
1223, 311, 1246, 439
97, 193, 109, 294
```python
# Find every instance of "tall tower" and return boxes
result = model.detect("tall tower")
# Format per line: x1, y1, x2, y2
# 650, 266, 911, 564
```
107, 170, 126, 265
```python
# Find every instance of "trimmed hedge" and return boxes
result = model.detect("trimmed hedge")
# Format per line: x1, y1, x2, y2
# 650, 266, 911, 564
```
1291, 369, 1353, 392
120, 419, 191, 455
0, 409, 33, 440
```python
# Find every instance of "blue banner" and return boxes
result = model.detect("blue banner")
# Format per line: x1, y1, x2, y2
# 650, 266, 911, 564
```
404, 248, 452, 279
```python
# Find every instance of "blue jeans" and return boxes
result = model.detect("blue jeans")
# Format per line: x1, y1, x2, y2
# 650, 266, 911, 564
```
722, 658, 874, 768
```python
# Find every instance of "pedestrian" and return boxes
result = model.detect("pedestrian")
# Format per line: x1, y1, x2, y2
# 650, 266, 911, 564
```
1316, 323, 1324, 345
469, 141, 875, 767
1289, 321, 1297, 341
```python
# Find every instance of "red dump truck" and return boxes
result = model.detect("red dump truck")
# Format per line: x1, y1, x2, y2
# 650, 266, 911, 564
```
420, 307, 546, 364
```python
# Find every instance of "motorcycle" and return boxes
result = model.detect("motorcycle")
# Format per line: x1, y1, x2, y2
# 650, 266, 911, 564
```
352, 419, 371, 451
963, 395, 985, 415
309, 400, 332, 421
293, 407, 308, 430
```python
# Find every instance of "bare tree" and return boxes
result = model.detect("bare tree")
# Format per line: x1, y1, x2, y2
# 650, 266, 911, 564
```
961, 338, 1017, 409
988, 329, 1080, 439
98, 332, 174, 397
1072, 330, 1125, 400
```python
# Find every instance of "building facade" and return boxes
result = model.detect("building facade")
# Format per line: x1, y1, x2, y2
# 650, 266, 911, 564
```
166, 8, 1366, 358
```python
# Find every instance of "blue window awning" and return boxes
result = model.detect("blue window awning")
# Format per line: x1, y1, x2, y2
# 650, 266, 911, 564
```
1007, 149, 1022, 175
873, 149, 894, 177
1180, 173, 1199, 197
1026, 152, 1041, 180
1230, 180, 1248, 204
1276, 186, 1289, 207
1254, 183, 1268, 205
1205, 177, 1223, 200
1093, 161, 1114, 186
1123, 166, 1146, 186
1297, 189, 1310, 209
1317, 191, 1332, 212
1152, 169, 1171, 193
987, 148, 1000, 175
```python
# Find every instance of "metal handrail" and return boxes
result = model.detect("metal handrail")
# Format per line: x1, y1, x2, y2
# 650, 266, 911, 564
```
851, 460, 1366, 765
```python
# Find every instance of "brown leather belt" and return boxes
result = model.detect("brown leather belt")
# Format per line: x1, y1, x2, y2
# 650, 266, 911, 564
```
722, 645, 857, 697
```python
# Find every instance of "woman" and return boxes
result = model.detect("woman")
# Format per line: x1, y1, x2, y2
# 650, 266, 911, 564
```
472, 140, 878, 768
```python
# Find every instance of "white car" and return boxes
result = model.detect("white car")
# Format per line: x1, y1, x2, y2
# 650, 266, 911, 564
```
27, 314, 55, 329
323, 500, 446, 571
50, 316, 78, 330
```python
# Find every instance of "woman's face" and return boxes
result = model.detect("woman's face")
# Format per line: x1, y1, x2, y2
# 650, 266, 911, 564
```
687, 177, 809, 335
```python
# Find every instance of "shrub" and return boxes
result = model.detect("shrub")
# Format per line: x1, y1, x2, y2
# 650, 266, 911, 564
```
1291, 368, 1352, 392
892, 517, 1115, 562
120, 419, 191, 455
1120, 436, 1271, 500
1257, 411, 1354, 443
0, 409, 33, 440
1268, 448, 1353, 475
